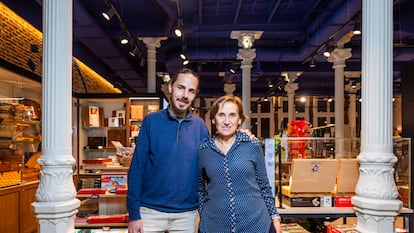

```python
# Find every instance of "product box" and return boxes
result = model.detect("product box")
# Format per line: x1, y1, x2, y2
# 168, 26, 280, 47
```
334, 196, 354, 207
289, 159, 339, 193
282, 196, 321, 207
83, 105, 104, 127
101, 174, 127, 191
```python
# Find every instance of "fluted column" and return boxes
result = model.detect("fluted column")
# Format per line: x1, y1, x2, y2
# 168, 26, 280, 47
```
140, 37, 167, 93
328, 47, 352, 158
282, 72, 301, 123
32, 1, 80, 232
351, 0, 402, 232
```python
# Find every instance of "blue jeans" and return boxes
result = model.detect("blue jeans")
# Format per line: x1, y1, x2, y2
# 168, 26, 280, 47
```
140, 207, 197, 233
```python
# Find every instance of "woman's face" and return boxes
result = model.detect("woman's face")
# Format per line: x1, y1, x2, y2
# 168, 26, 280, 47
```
214, 101, 241, 137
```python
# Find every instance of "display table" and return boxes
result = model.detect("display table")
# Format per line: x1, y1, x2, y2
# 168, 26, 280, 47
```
277, 206, 413, 232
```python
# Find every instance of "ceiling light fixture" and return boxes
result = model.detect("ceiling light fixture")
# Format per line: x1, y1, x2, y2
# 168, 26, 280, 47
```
174, 19, 184, 38
309, 56, 316, 68
182, 59, 189, 65
129, 46, 140, 57
353, 22, 362, 35
102, 7, 115, 21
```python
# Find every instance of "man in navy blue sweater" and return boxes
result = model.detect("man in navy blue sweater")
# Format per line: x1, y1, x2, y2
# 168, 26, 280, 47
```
127, 68, 210, 233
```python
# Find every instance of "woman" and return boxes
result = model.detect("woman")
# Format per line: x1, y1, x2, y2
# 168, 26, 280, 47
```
198, 95, 282, 233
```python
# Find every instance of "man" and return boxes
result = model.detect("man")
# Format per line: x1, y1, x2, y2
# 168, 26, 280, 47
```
127, 68, 210, 233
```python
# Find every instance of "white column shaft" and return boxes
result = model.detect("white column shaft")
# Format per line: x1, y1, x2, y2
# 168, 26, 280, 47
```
349, 93, 357, 137
33, 1, 80, 232
140, 37, 167, 93
334, 64, 345, 158
352, 0, 401, 232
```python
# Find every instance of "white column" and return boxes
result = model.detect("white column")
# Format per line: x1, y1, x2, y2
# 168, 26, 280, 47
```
237, 49, 256, 129
328, 48, 352, 158
282, 72, 300, 123
32, 1, 80, 233
344, 71, 361, 138
351, 0, 402, 232
140, 37, 167, 93
231, 31, 262, 130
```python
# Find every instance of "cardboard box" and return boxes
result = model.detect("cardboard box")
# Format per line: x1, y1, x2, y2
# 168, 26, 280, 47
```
336, 159, 359, 193
290, 159, 339, 193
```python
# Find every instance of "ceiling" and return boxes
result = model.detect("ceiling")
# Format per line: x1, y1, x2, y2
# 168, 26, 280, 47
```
3, 0, 414, 98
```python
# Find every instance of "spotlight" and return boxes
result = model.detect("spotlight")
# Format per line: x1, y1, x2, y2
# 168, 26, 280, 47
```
229, 67, 236, 74
180, 52, 187, 60
120, 37, 129, 45
353, 23, 361, 35
183, 59, 189, 65
309, 57, 316, 68
102, 7, 115, 21
174, 18, 184, 38
179, 44, 187, 60
323, 46, 334, 58
129, 46, 140, 57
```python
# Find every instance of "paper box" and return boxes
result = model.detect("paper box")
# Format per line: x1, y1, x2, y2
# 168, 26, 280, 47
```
108, 117, 120, 127
336, 159, 359, 193
290, 159, 339, 193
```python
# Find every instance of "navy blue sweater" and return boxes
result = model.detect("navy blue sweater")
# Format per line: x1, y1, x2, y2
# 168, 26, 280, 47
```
127, 108, 209, 221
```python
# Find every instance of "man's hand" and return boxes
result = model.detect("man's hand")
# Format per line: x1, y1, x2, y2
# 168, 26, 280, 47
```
238, 128, 257, 140
128, 219, 144, 233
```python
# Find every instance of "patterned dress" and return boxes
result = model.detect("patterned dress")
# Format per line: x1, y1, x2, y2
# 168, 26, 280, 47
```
198, 131, 279, 233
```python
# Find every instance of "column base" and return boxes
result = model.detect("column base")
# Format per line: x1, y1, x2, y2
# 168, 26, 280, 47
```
351, 196, 402, 233
32, 198, 80, 233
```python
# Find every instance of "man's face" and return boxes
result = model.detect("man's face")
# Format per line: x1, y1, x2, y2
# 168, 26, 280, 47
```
168, 73, 198, 118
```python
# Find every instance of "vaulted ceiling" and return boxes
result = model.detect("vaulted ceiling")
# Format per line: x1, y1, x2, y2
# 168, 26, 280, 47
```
3, 0, 414, 98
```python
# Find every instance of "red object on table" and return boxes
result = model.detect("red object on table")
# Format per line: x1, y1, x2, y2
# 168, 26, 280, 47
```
77, 188, 107, 195
115, 188, 128, 194
82, 158, 112, 164
87, 214, 126, 224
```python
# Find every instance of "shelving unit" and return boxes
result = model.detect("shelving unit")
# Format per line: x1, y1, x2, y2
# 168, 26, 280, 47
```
73, 94, 163, 230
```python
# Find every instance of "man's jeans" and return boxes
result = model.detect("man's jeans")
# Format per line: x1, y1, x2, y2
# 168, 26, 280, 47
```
140, 207, 196, 233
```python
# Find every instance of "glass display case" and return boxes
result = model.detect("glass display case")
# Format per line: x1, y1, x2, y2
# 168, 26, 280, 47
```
0, 102, 41, 187
268, 137, 411, 208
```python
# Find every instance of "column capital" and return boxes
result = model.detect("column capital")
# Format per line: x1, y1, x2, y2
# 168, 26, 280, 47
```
139, 37, 168, 49
230, 30, 263, 49
284, 82, 299, 93
345, 82, 361, 93
237, 48, 256, 63
281, 71, 302, 83
327, 47, 352, 66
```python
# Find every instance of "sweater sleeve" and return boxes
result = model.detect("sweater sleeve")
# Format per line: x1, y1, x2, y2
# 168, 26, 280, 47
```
127, 116, 151, 221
